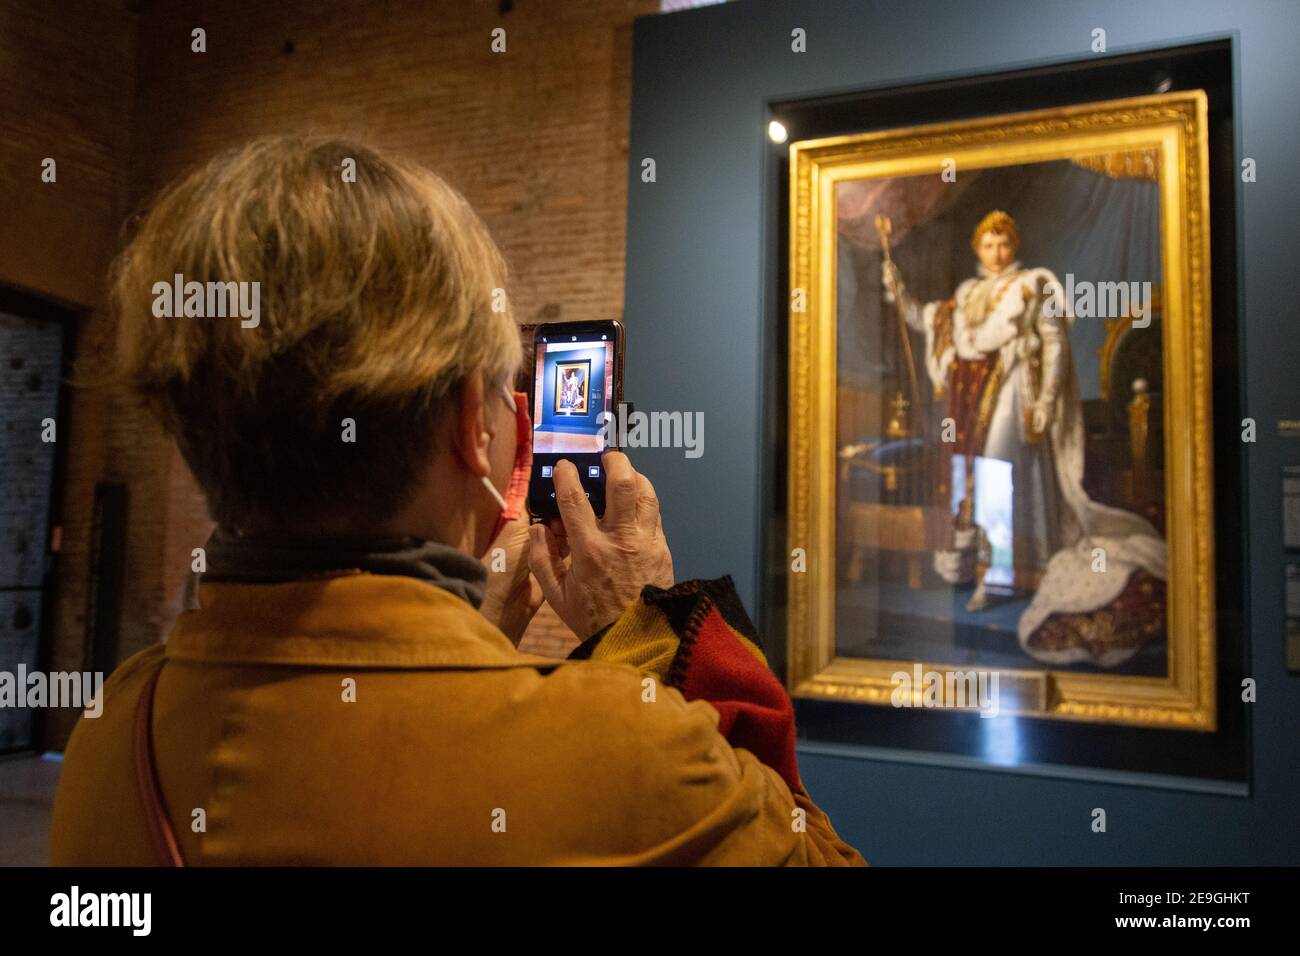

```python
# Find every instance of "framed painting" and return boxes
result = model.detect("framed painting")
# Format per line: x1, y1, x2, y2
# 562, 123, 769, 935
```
553, 359, 591, 415
786, 90, 1215, 730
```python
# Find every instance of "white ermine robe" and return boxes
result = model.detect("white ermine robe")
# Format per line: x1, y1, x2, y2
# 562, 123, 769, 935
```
892, 260, 1167, 665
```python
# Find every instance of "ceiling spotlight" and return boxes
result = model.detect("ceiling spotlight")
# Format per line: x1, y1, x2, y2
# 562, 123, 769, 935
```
768, 120, 788, 144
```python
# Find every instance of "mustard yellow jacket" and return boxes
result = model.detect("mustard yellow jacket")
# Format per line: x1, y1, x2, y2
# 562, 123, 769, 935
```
51, 572, 865, 866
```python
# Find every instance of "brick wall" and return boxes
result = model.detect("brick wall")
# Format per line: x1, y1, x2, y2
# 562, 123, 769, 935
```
0, 0, 139, 748
3, 0, 657, 747
128, 0, 657, 665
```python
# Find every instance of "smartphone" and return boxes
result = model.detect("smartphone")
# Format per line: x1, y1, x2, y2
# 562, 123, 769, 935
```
527, 319, 624, 520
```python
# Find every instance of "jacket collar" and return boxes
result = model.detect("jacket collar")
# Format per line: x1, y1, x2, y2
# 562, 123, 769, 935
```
198, 526, 489, 608
166, 572, 561, 671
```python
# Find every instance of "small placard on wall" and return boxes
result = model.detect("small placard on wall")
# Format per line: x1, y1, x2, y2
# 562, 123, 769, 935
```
1285, 465, 1300, 550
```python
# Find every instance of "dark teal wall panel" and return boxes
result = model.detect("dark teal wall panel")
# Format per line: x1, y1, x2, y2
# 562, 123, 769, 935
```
623, 0, 1299, 864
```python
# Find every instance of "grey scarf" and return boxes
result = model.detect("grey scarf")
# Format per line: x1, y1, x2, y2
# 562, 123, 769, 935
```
193, 526, 487, 608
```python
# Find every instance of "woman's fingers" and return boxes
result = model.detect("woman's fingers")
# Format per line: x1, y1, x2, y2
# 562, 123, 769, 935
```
635, 470, 661, 532
527, 523, 567, 612
551, 459, 597, 547
598, 450, 638, 529
546, 518, 569, 558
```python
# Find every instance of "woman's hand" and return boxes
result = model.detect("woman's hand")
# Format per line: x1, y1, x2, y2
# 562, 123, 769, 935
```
528, 451, 674, 639
480, 515, 544, 645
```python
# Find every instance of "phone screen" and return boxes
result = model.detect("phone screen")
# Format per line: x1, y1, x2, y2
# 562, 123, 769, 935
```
528, 321, 622, 519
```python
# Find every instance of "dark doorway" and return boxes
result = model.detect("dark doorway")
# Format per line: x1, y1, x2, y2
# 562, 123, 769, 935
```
0, 288, 74, 753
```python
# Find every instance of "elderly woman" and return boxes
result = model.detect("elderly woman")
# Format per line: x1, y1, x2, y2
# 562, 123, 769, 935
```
50, 137, 864, 866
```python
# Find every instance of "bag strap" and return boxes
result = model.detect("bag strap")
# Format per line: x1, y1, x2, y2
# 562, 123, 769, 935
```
133, 666, 187, 867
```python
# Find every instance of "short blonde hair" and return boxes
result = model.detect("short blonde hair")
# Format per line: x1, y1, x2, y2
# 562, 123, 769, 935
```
969, 209, 1020, 254
111, 136, 522, 530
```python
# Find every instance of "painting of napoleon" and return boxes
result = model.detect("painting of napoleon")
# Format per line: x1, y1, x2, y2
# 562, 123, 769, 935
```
836, 157, 1167, 674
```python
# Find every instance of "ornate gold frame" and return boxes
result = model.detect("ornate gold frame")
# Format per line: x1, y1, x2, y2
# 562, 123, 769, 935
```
786, 91, 1215, 730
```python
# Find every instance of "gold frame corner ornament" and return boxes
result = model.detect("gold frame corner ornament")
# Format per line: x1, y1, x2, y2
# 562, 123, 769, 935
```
786, 91, 1215, 731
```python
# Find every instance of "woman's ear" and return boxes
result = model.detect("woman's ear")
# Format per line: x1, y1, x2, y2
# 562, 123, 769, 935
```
450, 371, 492, 478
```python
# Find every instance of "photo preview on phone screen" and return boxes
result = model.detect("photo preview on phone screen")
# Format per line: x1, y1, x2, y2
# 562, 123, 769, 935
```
530, 328, 617, 515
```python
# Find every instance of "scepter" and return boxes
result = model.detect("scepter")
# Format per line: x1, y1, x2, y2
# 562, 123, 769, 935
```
875, 214, 921, 435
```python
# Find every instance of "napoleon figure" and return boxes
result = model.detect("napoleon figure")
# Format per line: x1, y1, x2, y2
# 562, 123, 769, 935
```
882, 211, 1166, 664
